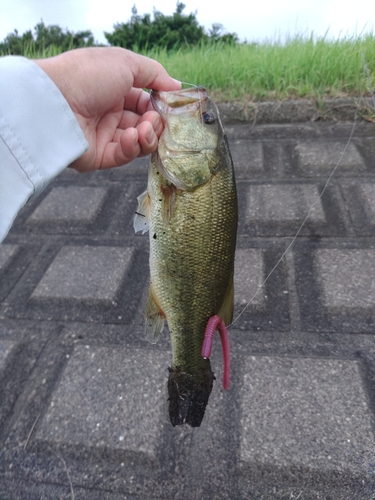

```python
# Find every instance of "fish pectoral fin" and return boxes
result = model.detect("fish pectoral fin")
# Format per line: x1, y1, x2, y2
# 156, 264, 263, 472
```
133, 190, 151, 234
145, 287, 166, 344
217, 274, 234, 326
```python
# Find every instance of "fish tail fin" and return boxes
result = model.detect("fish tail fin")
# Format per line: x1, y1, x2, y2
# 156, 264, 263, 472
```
168, 362, 214, 427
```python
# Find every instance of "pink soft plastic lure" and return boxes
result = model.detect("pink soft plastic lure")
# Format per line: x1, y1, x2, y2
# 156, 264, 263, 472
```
201, 315, 230, 390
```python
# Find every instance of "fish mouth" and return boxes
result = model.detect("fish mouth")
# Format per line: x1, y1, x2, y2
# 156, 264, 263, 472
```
167, 362, 215, 427
151, 86, 207, 103
151, 87, 208, 117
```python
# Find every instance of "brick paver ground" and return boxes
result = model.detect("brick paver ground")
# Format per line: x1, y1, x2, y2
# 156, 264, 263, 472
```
1, 119, 375, 499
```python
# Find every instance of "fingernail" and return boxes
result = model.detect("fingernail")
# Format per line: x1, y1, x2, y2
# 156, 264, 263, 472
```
146, 125, 154, 145
152, 117, 163, 136
133, 129, 139, 146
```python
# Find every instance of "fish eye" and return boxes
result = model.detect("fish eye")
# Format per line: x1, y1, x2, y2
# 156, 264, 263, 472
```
202, 112, 216, 125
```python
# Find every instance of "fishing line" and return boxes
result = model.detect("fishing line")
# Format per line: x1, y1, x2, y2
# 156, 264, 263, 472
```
180, 81, 199, 89
229, 112, 359, 329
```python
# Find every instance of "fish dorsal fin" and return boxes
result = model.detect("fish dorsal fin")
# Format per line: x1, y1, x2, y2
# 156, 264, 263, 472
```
133, 190, 150, 234
145, 286, 166, 344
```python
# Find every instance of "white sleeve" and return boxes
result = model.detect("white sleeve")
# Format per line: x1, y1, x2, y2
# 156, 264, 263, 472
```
0, 56, 89, 242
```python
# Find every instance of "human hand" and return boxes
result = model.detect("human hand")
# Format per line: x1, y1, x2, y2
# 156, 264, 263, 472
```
34, 47, 180, 172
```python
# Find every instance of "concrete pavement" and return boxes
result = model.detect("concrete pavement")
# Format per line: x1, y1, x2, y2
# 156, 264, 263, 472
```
1, 116, 375, 499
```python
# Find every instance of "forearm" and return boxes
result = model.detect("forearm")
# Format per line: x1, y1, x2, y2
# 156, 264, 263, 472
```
0, 56, 88, 242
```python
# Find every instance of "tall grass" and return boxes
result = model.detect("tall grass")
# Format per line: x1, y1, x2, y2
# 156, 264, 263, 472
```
4, 33, 375, 101
145, 33, 375, 101
1, 41, 64, 59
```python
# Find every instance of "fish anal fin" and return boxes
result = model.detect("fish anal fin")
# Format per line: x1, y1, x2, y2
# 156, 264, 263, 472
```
217, 274, 234, 326
133, 190, 151, 234
145, 286, 166, 344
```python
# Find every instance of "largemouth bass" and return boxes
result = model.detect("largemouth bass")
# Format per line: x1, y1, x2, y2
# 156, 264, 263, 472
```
134, 87, 237, 427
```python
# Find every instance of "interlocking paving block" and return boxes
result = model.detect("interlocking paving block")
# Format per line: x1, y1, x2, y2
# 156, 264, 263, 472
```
28, 187, 108, 222
35, 345, 170, 459
294, 243, 375, 333
31, 246, 133, 303
100, 156, 149, 180
339, 179, 375, 236
2, 242, 147, 323
0, 340, 16, 370
358, 183, 375, 226
0, 245, 19, 269
180, 381, 239, 498
245, 184, 326, 223
178, 342, 256, 499
14, 184, 123, 236
3, 120, 375, 499
315, 249, 375, 310
0, 244, 41, 304
339, 181, 375, 236
234, 248, 265, 309
229, 244, 290, 331
0, 478, 140, 500
106, 181, 149, 236
0, 321, 57, 444
0, 339, 19, 429
353, 136, 375, 170
238, 181, 344, 237
295, 141, 365, 175
230, 141, 264, 173
240, 356, 375, 474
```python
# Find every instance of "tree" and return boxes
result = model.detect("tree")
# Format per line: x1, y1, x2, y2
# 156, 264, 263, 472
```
105, 2, 209, 51
209, 23, 239, 45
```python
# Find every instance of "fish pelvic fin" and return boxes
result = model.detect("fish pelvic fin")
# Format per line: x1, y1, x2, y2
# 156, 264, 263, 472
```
133, 190, 150, 234
168, 362, 214, 427
145, 286, 165, 344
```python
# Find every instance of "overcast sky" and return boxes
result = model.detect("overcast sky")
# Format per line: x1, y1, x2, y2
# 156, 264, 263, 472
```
1, 0, 374, 44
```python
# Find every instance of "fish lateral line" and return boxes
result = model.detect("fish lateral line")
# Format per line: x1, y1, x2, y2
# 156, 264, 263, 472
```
202, 315, 230, 390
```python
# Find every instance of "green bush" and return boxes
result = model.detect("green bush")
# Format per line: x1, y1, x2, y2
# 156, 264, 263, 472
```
0, 21, 95, 55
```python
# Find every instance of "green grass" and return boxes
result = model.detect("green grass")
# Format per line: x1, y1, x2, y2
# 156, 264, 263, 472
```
5, 33, 375, 102
1, 42, 65, 59
146, 34, 375, 102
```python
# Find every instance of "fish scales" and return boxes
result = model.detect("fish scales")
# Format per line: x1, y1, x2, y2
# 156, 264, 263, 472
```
134, 87, 237, 426
149, 155, 236, 368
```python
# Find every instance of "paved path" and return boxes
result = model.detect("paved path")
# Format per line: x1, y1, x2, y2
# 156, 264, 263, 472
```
1, 120, 375, 499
